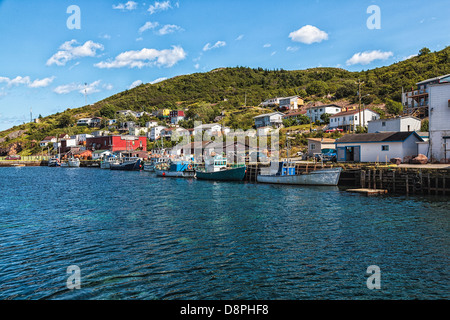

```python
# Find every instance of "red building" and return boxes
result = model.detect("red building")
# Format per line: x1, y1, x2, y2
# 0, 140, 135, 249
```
86, 135, 147, 152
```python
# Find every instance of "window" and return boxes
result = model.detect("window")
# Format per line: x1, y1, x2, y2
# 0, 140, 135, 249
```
382, 122, 386, 127
311, 143, 316, 150
381, 145, 389, 151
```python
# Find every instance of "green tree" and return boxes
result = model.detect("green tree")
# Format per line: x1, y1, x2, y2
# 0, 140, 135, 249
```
306, 80, 328, 97
57, 113, 75, 128
385, 99, 403, 115
418, 47, 431, 56
320, 113, 331, 124
421, 119, 429, 132
100, 105, 116, 119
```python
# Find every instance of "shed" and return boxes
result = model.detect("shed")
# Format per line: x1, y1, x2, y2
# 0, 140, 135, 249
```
335, 132, 423, 162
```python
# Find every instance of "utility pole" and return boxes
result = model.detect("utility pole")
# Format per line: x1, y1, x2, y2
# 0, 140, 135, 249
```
356, 79, 364, 132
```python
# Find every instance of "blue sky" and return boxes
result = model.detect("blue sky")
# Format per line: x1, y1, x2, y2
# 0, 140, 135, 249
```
0, 0, 449, 131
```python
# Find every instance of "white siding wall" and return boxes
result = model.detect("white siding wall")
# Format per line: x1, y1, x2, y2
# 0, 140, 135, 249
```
368, 117, 421, 133
429, 83, 450, 162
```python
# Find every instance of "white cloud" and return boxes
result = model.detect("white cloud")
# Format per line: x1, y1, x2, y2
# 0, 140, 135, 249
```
263, 43, 271, 48
346, 50, 394, 66
235, 35, 244, 41
148, 1, 172, 14
402, 54, 418, 61
46, 40, 104, 66
286, 46, 299, 52
113, 1, 138, 10
29, 76, 56, 88
194, 63, 200, 69
203, 41, 226, 51
54, 80, 103, 95
129, 80, 143, 89
157, 24, 182, 35
94, 46, 187, 69
150, 77, 168, 84
139, 21, 159, 33
0, 76, 55, 88
289, 25, 328, 44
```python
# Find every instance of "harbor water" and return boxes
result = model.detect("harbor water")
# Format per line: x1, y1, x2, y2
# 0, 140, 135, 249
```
0, 167, 448, 300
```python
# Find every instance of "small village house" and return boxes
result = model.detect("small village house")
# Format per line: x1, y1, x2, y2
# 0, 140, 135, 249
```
169, 110, 185, 125
92, 150, 113, 160
368, 116, 421, 133
39, 136, 57, 148
329, 108, 380, 132
278, 96, 304, 111
253, 112, 284, 129
307, 138, 336, 158
335, 132, 423, 163
149, 126, 167, 141
77, 118, 92, 126
306, 104, 342, 123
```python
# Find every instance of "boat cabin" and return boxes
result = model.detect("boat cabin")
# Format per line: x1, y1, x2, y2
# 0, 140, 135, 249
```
205, 156, 227, 172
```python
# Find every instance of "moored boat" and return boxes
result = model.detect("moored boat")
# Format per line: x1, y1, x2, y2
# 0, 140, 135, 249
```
195, 155, 246, 181
110, 157, 143, 171
48, 158, 60, 167
155, 160, 195, 178
257, 162, 342, 186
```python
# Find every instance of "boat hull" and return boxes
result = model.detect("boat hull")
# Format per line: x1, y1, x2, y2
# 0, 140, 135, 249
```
110, 159, 142, 171
155, 169, 195, 178
195, 166, 246, 181
257, 168, 342, 186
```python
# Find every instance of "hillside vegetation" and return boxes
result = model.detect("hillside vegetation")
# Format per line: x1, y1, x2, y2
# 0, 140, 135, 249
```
1, 46, 449, 156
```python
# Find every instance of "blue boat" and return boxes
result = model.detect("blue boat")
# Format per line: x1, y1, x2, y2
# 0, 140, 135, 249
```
155, 160, 195, 178
195, 156, 246, 181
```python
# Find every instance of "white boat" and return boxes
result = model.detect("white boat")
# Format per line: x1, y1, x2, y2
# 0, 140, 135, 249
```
61, 157, 80, 168
48, 158, 60, 167
257, 162, 342, 186
100, 156, 117, 169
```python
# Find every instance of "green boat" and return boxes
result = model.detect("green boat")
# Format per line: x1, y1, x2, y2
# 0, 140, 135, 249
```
195, 155, 246, 181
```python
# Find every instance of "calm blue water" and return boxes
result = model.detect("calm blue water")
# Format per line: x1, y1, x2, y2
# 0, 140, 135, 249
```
0, 167, 448, 300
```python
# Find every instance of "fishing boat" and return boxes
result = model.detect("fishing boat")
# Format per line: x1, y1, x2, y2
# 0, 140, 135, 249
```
143, 157, 169, 172
60, 157, 80, 168
48, 158, 60, 167
155, 160, 195, 178
195, 155, 246, 181
110, 157, 142, 171
257, 161, 342, 186
100, 155, 117, 169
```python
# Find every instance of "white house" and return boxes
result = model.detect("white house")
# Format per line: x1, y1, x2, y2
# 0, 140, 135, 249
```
149, 126, 167, 141
428, 81, 450, 163
335, 132, 423, 163
92, 150, 113, 160
278, 96, 303, 111
368, 116, 421, 133
329, 108, 380, 132
193, 123, 229, 136
129, 127, 148, 136
260, 97, 283, 107
40, 136, 57, 147
253, 112, 284, 129
77, 118, 92, 126
306, 104, 343, 123
145, 121, 159, 128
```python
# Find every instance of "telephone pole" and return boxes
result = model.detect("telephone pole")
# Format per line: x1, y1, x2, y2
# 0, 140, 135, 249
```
356, 79, 364, 132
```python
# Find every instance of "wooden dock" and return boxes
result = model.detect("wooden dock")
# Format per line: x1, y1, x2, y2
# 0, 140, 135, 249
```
346, 188, 388, 196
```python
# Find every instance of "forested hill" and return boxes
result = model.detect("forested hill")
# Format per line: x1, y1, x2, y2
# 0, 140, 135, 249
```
0, 46, 449, 156
92, 46, 450, 112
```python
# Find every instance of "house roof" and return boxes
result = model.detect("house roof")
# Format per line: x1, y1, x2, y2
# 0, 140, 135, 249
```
416, 74, 450, 85
369, 115, 421, 123
306, 104, 342, 110
330, 108, 378, 118
42, 136, 56, 141
253, 112, 284, 119
307, 138, 336, 143
336, 132, 423, 144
